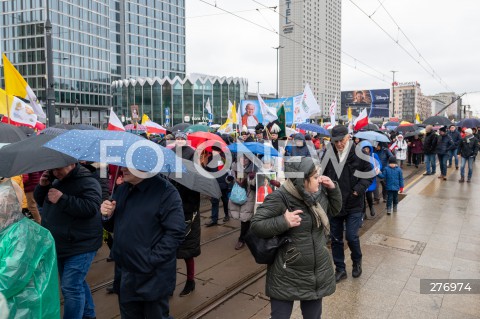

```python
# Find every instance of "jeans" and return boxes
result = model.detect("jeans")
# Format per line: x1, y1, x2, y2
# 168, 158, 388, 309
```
438, 154, 448, 176
58, 251, 97, 319
271, 298, 323, 319
119, 295, 172, 319
386, 190, 399, 210
448, 149, 459, 167
424, 154, 436, 174
460, 156, 474, 179
210, 188, 229, 222
329, 212, 363, 271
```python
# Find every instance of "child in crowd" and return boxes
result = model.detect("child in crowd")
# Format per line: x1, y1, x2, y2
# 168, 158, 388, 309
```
377, 156, 404, 215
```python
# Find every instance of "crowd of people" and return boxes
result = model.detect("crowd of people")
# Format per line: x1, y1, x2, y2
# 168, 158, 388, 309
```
1, 119, 479, 319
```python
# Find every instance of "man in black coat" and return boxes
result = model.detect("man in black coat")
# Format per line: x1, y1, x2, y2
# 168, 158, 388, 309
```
101, 167, 185, 318
34, 163, 102, 319
422, 125, 440, 176
322, 125, 374, 282
447, 124, 462, 169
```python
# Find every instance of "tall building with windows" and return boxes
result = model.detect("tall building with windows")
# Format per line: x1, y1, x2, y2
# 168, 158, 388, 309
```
278, 0, 341, 120
0, 0, 185, 126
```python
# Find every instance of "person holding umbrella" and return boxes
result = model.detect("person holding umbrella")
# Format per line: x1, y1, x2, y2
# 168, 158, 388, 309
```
34, 163, 102, 319
171, 131, 202, 297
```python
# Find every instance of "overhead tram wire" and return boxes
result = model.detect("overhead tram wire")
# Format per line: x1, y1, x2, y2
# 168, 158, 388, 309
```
348, 0, 453, 91
250, 0, 390, 81
375, 0, 449, 90
197, 0, 388, 84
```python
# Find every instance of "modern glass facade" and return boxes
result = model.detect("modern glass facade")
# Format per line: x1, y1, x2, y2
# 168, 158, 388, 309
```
0, 0, 186, 126
111, 74, 248, 126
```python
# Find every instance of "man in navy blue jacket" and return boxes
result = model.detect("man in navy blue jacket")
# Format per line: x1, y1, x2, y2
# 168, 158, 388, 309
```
447, 124, 462, 169
101, 167, 185, 319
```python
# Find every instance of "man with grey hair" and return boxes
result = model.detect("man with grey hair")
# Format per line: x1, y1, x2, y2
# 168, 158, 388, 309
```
458, 128, 479, 183
322, 125, 374, 282
422, 125, 439, 176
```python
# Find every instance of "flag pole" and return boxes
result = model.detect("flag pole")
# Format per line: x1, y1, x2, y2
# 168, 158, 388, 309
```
5, 95, 10, 124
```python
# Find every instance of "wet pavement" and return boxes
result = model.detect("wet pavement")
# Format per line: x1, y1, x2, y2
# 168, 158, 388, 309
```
286, 162, 480, 318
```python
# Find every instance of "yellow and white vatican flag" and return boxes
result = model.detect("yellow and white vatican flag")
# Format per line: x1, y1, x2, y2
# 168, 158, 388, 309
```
2, 54, 45, 118
0, 88, 38, 128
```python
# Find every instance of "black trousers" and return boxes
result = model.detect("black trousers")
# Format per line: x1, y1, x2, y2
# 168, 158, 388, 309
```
412, 153, 422, 166
271, 298, 323, 319
239, 220, 251, 242
119, 296, 172, 319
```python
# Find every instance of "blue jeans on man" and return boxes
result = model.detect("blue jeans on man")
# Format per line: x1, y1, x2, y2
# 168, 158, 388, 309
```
438, 154, 449, 176
424, 154, 436, 174
329, 212, 363, 272
460, 156, 474, 180
58, 251, 97, 319
448, 149, 459, 167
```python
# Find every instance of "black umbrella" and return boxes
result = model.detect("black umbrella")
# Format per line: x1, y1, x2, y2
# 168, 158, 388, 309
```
171, 123, 191, 133
52, 124, 76, 130
0, 123, 28, 143
0, 134, 77, 177
404, 128, 425, 138
73, 124, 99, 130
422, 116, 451, 126
359, 123, 379, 131
395, 124, 418, 134
17, 126, 35, 136
161, 159, 221, 198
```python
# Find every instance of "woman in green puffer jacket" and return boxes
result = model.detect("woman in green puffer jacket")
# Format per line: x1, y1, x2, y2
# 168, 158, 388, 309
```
250, 157, 342, 319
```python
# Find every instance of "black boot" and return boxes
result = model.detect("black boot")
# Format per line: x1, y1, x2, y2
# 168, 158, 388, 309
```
179, 280, 195, 297
352, 261, 362, 278
370, 206, 376, 217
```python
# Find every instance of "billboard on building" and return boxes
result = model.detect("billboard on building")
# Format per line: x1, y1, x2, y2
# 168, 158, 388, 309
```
341, 89, 390, 118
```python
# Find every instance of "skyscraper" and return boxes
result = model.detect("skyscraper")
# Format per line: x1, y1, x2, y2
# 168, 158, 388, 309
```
279, 0, 341, 120
0, 0, 185, 125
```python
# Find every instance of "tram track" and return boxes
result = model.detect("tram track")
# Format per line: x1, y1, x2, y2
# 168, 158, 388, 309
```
84, 166, 424, 318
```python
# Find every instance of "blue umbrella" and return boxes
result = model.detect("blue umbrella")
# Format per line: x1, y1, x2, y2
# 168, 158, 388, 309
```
354, 131, 390, 143
457, 118, 480, 128
44, 130, 184, 173
228, 142, 280, 157
296, 123, 330, 136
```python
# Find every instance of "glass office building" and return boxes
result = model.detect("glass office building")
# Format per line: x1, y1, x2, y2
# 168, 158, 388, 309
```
111, 74, 248, 126
0, 0, 185, 126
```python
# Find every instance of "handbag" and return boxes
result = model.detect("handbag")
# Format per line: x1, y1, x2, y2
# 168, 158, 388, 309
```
230, 182, 248, 205
245, 191, 292, 264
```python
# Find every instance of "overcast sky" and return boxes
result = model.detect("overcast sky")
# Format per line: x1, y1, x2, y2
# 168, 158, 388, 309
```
186, 0, 480, 115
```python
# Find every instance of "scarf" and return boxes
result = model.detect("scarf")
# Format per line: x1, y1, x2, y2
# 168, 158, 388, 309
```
283, 179, 330, 235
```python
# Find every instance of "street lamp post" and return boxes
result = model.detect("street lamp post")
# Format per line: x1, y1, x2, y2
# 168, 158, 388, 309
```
273, 46, 283, 98
390, 70, 398, 118
45, 1, 55, 126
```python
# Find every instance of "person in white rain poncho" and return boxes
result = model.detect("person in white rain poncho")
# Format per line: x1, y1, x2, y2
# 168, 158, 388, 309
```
389, 134, 408, 167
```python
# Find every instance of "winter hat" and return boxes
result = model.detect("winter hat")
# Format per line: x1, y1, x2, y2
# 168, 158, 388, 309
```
389, 156, 397, 164
255, 123, 264, 134
174, 131, 187, 140
439, 126, 447, 133
465, 128, 473, 135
